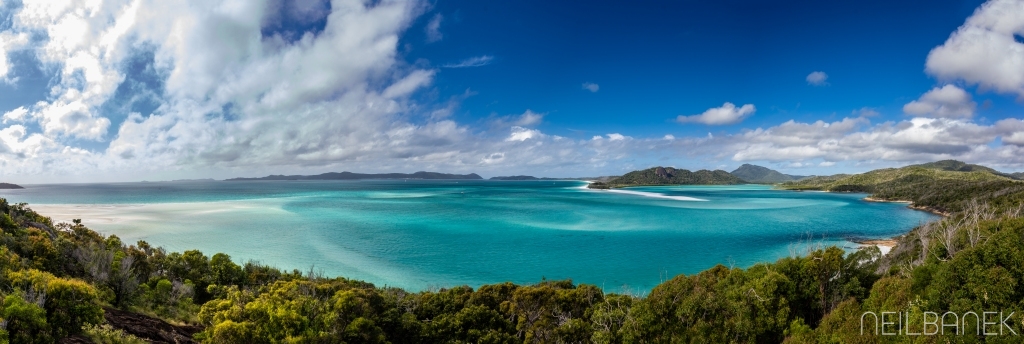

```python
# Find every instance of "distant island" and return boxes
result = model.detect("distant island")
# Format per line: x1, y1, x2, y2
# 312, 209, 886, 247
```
0, 182, 23, 189
226, 171, 483, 181
588, 166, 744, 189
729, 163, 807, 183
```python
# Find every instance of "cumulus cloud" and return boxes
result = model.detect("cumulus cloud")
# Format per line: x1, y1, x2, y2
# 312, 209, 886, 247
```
903, 85, 977, 118
806, 71, 829, 86
2, 107, 29, 123
727, 114, 1024, 167
677, 102, 756, 125
582, 82, 599, 92
443, 55, 494, 68
0, 31, 30, 82
1, 0, 1024, 182
926, 0, 1024, 96
425, 13, 443, 43
507, 126, 543, 141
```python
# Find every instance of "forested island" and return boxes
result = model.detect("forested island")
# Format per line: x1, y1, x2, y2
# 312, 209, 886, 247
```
0, 160, 1023, 342
587, 166, 744, 189
0, 183, 23, 189
729, 163, 807, 183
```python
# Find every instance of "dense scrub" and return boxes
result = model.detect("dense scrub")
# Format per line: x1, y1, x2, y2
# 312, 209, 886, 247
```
590, 166, 744, 188
1, 161, 1024, 342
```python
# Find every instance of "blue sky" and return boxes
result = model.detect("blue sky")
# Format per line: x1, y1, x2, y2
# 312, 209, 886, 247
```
409, 0, 988, 135
0, 0, 1023, 183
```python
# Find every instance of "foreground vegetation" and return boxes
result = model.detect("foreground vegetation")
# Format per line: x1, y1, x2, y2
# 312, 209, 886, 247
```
1, 160, 1023, 342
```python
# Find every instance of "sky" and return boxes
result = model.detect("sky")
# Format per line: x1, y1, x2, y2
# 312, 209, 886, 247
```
1, 0, 1023, 183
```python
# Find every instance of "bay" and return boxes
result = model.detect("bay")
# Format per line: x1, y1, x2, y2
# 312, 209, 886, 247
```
0, 180, 935, 292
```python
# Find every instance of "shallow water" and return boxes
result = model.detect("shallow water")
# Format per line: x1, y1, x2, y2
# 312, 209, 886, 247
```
2, 180, 935, 292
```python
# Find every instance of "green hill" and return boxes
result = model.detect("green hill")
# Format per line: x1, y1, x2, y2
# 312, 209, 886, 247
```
910, 159, 1020, 179
591, 166, 744, 188
729, 164, 799, 183
779, 160, 1022, 214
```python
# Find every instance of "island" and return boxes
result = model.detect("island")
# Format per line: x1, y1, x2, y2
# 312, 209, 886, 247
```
729, 163, 807, 183
0, 182, 24, 189
226, 171, 483, 181
587, 166, 744, 188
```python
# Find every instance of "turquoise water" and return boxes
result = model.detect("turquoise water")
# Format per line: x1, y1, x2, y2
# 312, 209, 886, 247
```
0, 181, 935, 292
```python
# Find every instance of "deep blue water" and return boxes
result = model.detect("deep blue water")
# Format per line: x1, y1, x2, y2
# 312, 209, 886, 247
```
0, 180, 935, 292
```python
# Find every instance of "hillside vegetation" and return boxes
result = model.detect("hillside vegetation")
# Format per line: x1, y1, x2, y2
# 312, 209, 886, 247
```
1, 160, 1024, 342
588, 166, 744, 189
730, 164, 802, 183
779, 160, 1023, 215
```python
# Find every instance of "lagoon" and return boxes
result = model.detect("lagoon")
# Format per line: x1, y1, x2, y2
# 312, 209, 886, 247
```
1, 180, 935, 292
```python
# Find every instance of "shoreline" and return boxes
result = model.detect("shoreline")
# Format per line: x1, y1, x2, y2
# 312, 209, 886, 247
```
851, 238, 899, 255
862, 196, 951, 217
579, 181, 708, 201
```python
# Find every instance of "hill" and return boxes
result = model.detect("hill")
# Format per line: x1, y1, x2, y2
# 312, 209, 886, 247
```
729, 164, 802, 183
779, 160, 1022, 214
589, 166, 744, 188
910, 159, 1021, 179
0, 182, 23, 189
227, 171, 483, 181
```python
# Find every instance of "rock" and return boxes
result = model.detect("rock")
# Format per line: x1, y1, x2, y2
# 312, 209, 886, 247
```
655, 167, 672, 179
102, 307, 203, 343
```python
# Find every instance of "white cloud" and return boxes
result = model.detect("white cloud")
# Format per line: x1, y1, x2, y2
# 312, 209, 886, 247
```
582, 82, 599, 92
2, 107, 29, 123
0, 31, 30, 82
806, 71, 828, 86
488, 109, 544, 130
382, 70, 435, 99
443, 55, 493, 68
507, 126, 543, 141
425, 13, 443, 43
2, 0, 1024, 182
903, 85, 976, 118
677, 102, 756, 125
926, 0, 1024, 96
727, 115, 1024, 166
513, 110, 543, 126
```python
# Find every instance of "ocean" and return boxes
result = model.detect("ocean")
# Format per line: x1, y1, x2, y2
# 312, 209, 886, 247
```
1, 180, 935, 292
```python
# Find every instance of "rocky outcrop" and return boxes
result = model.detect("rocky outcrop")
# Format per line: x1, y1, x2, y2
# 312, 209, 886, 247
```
102, 307, 203, 343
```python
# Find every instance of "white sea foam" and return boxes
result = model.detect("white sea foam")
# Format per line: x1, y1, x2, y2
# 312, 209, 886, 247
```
602, 189, 707, 201
575, 181, 707, 201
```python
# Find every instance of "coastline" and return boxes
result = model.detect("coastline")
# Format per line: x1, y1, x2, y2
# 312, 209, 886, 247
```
862, 196, 951, 217
851, 238, 899, 255
580, 181, 708, 201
